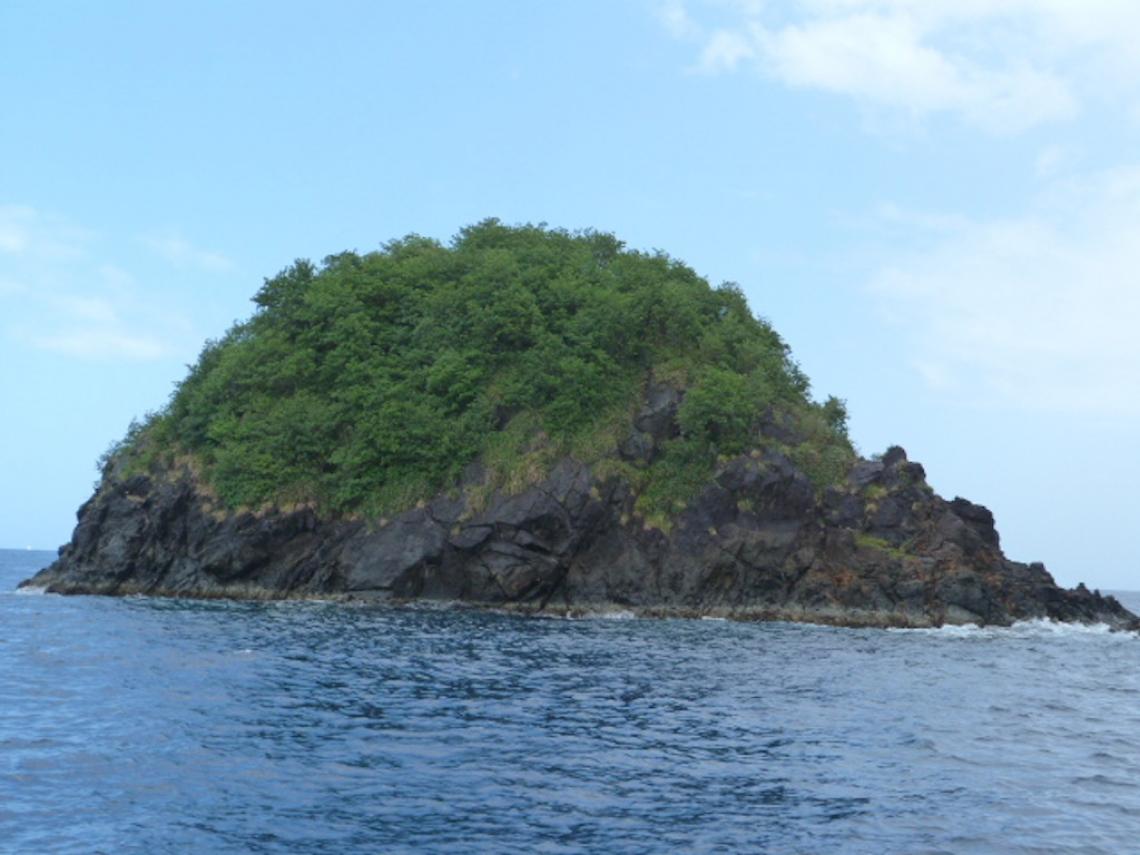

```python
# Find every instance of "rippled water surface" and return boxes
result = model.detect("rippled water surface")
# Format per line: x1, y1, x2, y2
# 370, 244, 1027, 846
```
4, 549, 1140, 853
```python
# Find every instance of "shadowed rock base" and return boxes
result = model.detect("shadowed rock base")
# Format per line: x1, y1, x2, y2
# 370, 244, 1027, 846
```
23, 445, 1138, 631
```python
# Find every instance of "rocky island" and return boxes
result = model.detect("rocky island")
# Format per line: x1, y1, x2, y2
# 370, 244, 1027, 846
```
23, 221, 1138, 629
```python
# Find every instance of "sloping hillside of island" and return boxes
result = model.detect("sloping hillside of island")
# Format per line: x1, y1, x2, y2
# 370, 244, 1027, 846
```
23, 221, 1137, 629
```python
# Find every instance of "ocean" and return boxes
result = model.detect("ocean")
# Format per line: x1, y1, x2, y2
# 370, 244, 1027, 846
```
3, 547, 1139, 853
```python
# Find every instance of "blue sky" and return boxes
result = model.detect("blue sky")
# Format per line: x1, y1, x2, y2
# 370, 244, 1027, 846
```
3, 1, 1139, 589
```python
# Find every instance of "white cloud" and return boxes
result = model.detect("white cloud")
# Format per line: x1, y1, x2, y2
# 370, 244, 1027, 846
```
0, 205, 193, 363
662, 0, 1140, 132
0, 205, 90, 258
1034, 144, 1068, 178
759, 14, 1073, 131
698, 28, 756, 73
0, 277, 27, 297
869, 167, 1140, 413
658, 0, 701, 40
98, 264, 135, 288
30, 329, 167, 361
16, 292, 171, 361
0, 220, 28, 253
50, 295, 119, 325
141, 232, 233, 272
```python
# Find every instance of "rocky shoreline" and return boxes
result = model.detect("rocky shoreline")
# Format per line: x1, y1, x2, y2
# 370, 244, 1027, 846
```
23, 417, 1138, 630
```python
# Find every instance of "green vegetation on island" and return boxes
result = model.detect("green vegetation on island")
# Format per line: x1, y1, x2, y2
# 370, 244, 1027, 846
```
112, 220, 853, 523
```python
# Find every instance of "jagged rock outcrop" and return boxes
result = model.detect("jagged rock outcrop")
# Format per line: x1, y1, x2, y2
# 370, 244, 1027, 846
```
23, 425, 1138, 629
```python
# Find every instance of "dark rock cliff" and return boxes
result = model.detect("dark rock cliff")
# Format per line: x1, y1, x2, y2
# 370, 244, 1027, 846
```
23, 394, 1137, 629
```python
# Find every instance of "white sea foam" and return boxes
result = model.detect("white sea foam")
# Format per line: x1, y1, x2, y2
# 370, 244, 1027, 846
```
1011, 618, 1120, 636
13, 585, 47, 596
890, 618, 1135, 640
597, 609, 637, 620
554, 607, 640, 621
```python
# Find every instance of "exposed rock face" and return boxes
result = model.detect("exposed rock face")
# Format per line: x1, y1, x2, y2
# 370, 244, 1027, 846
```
24, 431, 1138, 629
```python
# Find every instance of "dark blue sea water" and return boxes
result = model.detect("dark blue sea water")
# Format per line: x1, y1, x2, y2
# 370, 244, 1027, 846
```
3, 548, 1140, 854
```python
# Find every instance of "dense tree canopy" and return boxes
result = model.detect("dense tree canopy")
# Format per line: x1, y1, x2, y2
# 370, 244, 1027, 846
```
120, 220, 851, 519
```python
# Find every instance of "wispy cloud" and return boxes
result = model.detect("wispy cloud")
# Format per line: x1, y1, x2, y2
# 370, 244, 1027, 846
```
141, 231, 234, 272
31, 329, 167, 360
0, 277, 27, 297
661, 1, 1140, 133
1034, 144, 1069, 178
97, 264, 135, 288
0, 205, 196, 363
0, 205, 90, 258
657, 0, 701, 40
48, 295, 119, 325
20, 291, 171, 361
869, 167, 1140, 413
